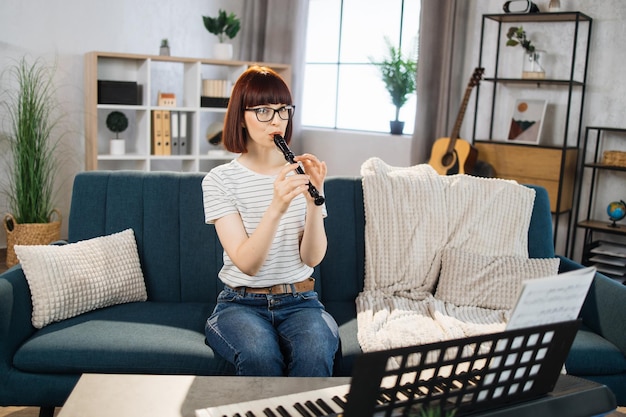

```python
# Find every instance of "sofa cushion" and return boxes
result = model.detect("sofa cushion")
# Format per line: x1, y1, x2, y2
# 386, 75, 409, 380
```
435, 248, 560, 310
13, 301, 234, 375
15, 229, 147, 328
565, 326, 626, 375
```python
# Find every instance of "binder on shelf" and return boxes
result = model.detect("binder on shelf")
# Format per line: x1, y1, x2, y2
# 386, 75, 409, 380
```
151, 110, 164, 155
162, 110, 171, 156
170, 111, 180, 155
179, 112, 188, 155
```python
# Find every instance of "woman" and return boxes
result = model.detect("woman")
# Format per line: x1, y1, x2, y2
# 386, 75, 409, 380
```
201, 66, 339, 376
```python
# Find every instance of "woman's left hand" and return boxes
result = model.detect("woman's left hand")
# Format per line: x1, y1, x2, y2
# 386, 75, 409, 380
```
295, 154, 327, 201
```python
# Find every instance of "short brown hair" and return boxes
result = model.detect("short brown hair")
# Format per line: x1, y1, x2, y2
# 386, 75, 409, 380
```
222, 66, 294, 154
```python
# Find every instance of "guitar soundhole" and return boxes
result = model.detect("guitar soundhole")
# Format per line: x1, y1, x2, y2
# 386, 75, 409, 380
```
442, 152, 455, 167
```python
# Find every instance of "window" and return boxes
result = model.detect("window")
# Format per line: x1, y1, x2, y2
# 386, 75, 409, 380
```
302, 0, 421, 134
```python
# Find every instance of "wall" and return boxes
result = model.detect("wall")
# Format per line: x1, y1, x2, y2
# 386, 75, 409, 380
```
1, 0, 625, 261
0, 0, 243, 248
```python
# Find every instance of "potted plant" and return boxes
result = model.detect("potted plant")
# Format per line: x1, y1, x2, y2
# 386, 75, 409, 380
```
159, 39, 170, 56
506, 26, 545, 79
1, 57, 62, 267
105, 111, 128, 155
371, 38, 417, 135
202, 9, 241, 60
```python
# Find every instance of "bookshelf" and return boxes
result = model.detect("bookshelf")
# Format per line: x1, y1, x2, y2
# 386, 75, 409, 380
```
470, 12, 592, 250
84, 51, 291, 172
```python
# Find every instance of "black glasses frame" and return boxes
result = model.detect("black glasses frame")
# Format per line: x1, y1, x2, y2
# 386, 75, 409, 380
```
245, 105, 295, 122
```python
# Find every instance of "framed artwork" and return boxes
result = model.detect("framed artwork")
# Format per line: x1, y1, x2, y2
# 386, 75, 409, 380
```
507, 99, 547, 144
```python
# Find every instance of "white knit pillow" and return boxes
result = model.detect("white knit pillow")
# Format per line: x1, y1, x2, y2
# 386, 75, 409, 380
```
15, 229, 147, 328
435, 248, 560, 310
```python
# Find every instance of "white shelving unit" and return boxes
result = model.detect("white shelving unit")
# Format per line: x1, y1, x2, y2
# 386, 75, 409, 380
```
84, 51, 291, 172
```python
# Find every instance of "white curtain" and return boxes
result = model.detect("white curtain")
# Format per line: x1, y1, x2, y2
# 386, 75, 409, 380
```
411, 0, 469, 165
240, 0, 310, 152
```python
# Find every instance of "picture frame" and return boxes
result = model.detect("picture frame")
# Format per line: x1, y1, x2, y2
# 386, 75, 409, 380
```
507, 99, 547, 144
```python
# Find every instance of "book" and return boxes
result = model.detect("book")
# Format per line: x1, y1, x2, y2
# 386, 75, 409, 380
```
170, 111, 180, 155
151, 110, 163, 155
179, 112, 188, 155
162, 110, 171, 155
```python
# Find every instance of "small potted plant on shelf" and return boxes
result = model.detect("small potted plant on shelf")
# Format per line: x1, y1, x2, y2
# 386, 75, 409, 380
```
106, 111, 128, 155
159, 39, 170, 56
371, 38, 417, 135
202, 9, 241, 60
506, 26, 545, 79
1, 57, 63, 267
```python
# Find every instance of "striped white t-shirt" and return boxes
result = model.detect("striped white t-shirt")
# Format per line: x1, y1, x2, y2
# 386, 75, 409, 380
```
202, 159, 327, 288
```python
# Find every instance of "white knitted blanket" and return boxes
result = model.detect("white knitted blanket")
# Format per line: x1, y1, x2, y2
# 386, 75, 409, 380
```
356, 158, 536, 353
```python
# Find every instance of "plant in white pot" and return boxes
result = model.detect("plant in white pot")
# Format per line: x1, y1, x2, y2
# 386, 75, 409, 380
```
1, 57, 63, 267
371, 39, 417, 135
106, 111, 128, 155
202, 9, 241, 60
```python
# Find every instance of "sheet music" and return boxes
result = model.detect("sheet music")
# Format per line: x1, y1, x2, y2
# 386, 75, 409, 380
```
506, 267, 595, 330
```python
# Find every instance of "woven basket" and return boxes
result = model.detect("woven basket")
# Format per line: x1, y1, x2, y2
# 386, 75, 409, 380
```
602, 150, 626, 167
3, 210, 62, 268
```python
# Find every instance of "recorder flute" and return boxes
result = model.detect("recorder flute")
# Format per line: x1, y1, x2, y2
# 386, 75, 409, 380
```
273, 134, 325, 206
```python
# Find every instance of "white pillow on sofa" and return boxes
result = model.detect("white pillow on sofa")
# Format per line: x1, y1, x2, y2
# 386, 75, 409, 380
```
435, 248, 560, 310
15, 228, 147, 328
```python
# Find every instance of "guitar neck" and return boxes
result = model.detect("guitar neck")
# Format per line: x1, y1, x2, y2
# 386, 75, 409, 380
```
445, 85, 474, 154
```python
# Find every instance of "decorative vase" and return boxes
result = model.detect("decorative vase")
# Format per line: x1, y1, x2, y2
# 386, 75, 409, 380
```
522, 50, 546, 80
389, 120, 405, 135
213, 43, 233, 60
3, 211, 62, 267
110, 139, 125, 155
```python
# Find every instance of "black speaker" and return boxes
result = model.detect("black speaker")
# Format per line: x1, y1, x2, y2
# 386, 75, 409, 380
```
97, 80, 142, 105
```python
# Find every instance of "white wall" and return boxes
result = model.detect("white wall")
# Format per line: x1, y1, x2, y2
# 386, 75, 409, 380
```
1, 0, 625, 261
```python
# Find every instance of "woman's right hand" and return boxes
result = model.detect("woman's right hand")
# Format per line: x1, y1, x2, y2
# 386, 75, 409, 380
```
271, 163, 311, 213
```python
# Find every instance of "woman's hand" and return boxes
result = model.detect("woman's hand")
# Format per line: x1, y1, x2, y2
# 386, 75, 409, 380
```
272, 162, 313, 213
294, 154, 327, 203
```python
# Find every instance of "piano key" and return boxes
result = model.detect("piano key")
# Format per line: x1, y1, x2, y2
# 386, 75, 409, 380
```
293, 402, 313, 417
198, 384, 350, 417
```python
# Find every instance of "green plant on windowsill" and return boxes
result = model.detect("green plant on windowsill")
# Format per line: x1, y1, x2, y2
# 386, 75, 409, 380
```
370, 37, 417, 134
202, 9, 241, 43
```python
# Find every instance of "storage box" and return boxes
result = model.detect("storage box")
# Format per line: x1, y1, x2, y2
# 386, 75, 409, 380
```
97, 80, 142, 105
602, 150, 626, 167
200, 96, 229, 108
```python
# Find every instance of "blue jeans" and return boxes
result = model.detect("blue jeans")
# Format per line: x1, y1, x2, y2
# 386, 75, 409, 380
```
205, 286, 339, 376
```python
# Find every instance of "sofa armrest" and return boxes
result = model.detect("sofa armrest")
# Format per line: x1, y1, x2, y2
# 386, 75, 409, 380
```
0, 265, 36, 367
558, 255, 626, 354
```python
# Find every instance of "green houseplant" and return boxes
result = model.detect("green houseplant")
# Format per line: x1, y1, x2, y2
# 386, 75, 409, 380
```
202, 9, 241, 60
106, 111, 128, 155
1, 57, 62, 267
506, 26, 545, 79
371, 38, 417, 135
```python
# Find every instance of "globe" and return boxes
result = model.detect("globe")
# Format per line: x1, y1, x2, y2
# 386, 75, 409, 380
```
607, 200, 626, 227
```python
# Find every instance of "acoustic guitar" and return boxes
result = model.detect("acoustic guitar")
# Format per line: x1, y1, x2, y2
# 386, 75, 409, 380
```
428, 67, 484, 175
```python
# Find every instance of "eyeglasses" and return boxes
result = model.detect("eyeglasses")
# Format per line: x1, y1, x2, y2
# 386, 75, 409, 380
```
245, 105, 295, 122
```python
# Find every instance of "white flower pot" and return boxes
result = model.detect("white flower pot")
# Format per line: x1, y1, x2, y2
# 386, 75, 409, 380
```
213, 43, 233, 60
110, 139, 125, 155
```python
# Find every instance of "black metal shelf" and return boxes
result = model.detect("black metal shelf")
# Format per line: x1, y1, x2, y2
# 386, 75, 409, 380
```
570, 127, 626, 263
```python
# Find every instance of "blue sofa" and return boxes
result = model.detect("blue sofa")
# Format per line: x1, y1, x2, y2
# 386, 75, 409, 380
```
1, 171, 624, 413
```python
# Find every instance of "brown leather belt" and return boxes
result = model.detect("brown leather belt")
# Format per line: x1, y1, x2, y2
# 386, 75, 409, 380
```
228, 278, 315, 294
